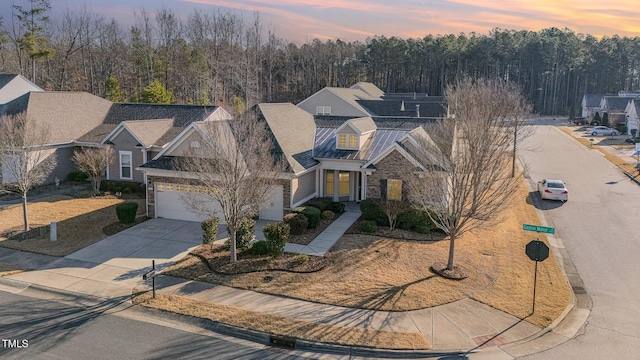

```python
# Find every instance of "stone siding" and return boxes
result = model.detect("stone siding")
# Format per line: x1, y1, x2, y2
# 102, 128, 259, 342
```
366, 149, 412, 200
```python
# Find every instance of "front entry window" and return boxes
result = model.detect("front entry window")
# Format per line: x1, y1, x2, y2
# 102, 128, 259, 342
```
326, 172, 334, 195
339, 171, 350, 195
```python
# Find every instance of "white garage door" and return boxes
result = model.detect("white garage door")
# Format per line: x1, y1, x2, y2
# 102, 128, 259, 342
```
156, 183, 224, 223
260, 185, 284, 221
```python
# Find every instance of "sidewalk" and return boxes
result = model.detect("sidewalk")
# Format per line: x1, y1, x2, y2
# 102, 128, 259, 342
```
0, 201, 587, 358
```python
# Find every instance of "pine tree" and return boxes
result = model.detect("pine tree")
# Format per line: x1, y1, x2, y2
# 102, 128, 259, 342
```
141, 79, 174, 104
105, 75, 124, 102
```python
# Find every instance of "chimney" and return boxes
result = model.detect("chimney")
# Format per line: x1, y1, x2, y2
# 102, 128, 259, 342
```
416, 104, 420, 117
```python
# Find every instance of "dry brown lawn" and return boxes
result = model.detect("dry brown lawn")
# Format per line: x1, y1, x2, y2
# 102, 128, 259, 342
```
133, 292, 430, 349
165, 180, 572, 327
0, 263, 26, 277
0, 195, 145, 256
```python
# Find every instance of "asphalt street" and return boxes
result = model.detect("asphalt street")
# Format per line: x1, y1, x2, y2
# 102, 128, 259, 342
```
519, 124, 640, 359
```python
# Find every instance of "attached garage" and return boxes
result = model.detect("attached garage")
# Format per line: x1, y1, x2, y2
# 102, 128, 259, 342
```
155, 183, 224, 223
259, 185, 284, 221
154, 182, 283, 223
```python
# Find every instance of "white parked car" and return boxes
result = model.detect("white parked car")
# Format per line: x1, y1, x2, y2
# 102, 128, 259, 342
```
588, 126, 618, 136
538, 179, 568, 201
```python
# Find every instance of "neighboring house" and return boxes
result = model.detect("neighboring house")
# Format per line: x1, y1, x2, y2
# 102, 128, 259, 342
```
581, 94, 605, 119
0, 85, 232, 186
298, 82, 447, 121
0, 74, 43, 104
625, 99, 640, 136
138, 103, 432, 223
93, 104, 232, 184
600, 96, 635, 116
1, 91, 113, 184
297, 86, 379, 117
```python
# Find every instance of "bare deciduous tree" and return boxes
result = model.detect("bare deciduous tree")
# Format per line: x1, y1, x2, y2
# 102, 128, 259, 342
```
177, 112, 285, 263
406, 77, 532, 277
72, 146, 113, 196
0, 112, 56, 235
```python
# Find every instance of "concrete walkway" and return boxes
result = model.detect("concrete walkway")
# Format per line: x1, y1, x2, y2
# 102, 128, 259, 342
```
284, 204, 361, 256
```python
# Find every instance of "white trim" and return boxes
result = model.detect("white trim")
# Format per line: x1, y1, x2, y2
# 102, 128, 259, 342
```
293, 164, 319, 177
101, 125, 125, 145
119, 150, 133, 180
142, 149, 147, 185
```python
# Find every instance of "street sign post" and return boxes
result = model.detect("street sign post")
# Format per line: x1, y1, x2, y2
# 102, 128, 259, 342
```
523, 224, 555, 234
525, 239, 550, 314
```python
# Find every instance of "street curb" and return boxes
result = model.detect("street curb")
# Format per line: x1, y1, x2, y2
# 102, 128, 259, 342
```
517, 154, 591, 344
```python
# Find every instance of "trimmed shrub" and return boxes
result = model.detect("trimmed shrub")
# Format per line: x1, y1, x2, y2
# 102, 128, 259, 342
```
304, 198, 332, 212
67, 171, 88, 182
327, 201, 345, 214
284, 213, 308, 235
224, 218, 255, 252
361, 220, 377, 233
359, 199, 388, 226
321, 210, 336, 220
100, 180, 144, 194
292, 254, 309, 266
293, 206, 322, 228
201, 218, 219, 245
397, 208, 433, 230
416, 224, 431, 234
248, 240, 269, 255
115, 202, 138, 224
263, 222, 290, 256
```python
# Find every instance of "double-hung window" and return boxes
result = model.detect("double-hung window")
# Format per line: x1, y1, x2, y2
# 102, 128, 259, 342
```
316, 106, 331, 115
119, 151, 132, 180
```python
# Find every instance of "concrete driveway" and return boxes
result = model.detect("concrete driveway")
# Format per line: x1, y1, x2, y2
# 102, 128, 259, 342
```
6, 219, 228, 298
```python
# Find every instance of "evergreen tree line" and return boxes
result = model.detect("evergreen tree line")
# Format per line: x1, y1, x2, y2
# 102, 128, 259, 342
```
2, 1, 639, 115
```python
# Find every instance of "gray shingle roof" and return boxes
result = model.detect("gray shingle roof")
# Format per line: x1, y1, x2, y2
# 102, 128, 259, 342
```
350, 82, 384, 98
124, 119, 174, 147
5, 92, 112, 144
258, 103, 317, 173
603, 96, 635, 112
583, 94, 604, 107
347, 117, 377, 133
0, 74, 19, 89
314, 115, 438, 129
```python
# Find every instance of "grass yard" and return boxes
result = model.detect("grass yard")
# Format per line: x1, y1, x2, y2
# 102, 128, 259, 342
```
132, 292, 430, 350
0, 263, 26, 277
164, 180, 572, 328
0, 195, 145, 256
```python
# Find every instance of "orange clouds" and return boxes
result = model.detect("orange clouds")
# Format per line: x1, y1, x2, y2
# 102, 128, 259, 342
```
176, 0, 640, 42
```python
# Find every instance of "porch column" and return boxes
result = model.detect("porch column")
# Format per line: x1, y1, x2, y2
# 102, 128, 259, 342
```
333, 170, 339, 202
360, 171, 367, 201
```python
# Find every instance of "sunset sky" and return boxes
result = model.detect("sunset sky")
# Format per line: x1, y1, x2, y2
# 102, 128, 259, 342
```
3, 0, 640, 43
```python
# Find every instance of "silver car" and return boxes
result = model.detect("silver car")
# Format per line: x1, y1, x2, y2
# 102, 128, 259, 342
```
588, 126, 618, 136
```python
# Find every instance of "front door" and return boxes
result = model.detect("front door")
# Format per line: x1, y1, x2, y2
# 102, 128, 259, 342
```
325, 170, 351, 201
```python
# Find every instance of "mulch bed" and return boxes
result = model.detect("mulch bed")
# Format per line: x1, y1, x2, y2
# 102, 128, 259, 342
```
190, 245, 330, 275
345, 218, 446, 242
102, 216, 150, 236
1, 224, 49, 241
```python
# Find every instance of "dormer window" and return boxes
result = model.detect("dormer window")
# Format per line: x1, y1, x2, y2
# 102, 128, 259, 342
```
338, 134, 347, 147
337, 134, 358, 150
349, 135, 357, 147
